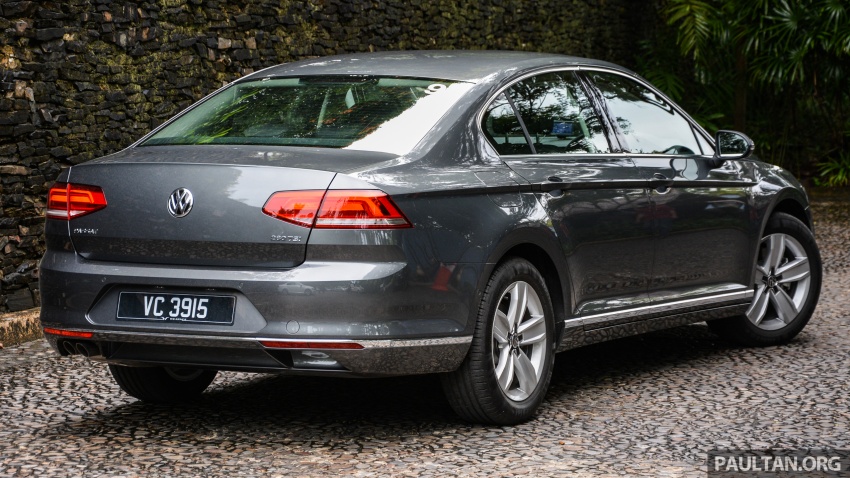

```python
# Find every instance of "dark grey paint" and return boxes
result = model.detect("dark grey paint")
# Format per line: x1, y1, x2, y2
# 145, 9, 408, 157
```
40, 51, 815, 376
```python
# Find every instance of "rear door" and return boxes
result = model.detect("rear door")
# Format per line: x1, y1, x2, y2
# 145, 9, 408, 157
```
487, 70, 654, 319
583, 70, 755, 305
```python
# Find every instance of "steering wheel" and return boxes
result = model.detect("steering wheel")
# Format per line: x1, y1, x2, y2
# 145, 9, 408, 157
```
662, 145, 695, 155
564, 134, 588, 152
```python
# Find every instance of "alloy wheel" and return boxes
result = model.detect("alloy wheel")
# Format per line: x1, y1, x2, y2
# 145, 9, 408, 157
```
747, 233, 812, 330
491, 281, 548, 401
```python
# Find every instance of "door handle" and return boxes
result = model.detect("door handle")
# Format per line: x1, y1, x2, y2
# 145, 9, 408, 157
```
544, 176, 564, 197
651, 173, 671, 194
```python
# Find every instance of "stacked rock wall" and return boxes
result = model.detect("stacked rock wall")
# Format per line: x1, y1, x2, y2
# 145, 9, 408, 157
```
0, 0, 653, 312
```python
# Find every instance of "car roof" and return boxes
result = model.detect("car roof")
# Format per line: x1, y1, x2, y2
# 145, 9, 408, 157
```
245, 50, 630, 84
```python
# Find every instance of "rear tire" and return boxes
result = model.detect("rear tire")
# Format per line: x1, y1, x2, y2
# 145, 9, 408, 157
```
108, 364, 217, 403
441, 258, 555, 425
707, 212, 821, 346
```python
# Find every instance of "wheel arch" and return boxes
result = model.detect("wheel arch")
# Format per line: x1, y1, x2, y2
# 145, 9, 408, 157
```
770, 196, 812, 230
476, 227, 572, 333
752, 189, 814, 266
747, 187, 814, 290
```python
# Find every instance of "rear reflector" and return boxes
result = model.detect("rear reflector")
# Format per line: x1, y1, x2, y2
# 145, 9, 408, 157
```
262, 189, 411, 229
259, 340, 364, 350
47, 182, 107, 220
43, 327, 94, 339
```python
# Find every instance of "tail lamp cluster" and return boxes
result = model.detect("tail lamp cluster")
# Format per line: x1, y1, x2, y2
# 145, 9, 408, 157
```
47, 182, 411, 230
46, 182, 107, 220
262, 189, 411, 229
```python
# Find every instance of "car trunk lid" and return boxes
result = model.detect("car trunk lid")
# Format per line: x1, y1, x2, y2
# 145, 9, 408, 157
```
64, 146, 395, 268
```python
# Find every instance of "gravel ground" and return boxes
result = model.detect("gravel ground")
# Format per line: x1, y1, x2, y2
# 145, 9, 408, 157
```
1, 200, 848, 477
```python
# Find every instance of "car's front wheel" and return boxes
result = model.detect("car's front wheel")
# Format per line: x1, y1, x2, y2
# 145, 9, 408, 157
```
708, 212, 822, 346
441, 258, 555, 425
108, 364, 217, 403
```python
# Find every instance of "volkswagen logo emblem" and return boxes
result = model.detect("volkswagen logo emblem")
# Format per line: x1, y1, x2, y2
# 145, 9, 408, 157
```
167, 188, 194, 218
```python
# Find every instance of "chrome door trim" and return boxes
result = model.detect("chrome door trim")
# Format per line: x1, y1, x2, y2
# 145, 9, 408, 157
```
580, 289, 753, 328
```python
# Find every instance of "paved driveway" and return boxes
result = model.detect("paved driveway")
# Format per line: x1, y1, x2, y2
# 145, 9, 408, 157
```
2, 201, 848, 477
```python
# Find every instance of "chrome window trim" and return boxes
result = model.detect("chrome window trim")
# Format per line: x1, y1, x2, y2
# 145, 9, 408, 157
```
476, 65, 599, 157
494, 152, 713, 162
501, 152, 632, 161
577, 66, 716, 150
477, 64, 716, 160
476, 65, 583, 132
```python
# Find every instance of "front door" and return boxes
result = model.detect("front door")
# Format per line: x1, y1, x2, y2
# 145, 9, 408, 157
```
585, 71, 755, 306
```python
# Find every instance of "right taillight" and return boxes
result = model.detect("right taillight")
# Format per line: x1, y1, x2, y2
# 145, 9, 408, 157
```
262, 189, 412, 229
315, 190, 411, 229
47, 182, 107, 220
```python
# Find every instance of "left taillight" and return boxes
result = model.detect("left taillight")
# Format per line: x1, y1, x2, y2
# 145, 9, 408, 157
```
46, 182, 107, 220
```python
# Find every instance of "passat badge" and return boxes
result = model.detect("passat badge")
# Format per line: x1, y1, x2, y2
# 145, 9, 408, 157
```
167, 188, 194, 218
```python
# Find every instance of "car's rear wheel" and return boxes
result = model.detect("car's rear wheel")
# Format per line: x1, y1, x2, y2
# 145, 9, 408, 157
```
108, 364, 217, 403
441, 258, 555, 425
708, 212, 821, 346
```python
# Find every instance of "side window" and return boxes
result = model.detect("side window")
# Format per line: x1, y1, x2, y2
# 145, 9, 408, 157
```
482, 93, 532, 155
589, 72, 700, 155
508, 72, 610, 154
695, 131, 715, 156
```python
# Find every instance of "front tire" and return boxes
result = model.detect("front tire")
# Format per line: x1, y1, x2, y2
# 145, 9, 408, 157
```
441, 258, 555, 425
708, 212, 822, 346
108, 364, 217, 403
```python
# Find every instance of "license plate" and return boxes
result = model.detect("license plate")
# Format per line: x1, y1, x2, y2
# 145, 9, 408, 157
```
117, 292, 235, 325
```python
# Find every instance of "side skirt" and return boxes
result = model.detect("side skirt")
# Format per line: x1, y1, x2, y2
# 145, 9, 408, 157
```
556, 303, 749, 352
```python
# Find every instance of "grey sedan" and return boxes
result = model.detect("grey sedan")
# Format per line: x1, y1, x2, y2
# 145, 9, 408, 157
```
40, 51, 821, 424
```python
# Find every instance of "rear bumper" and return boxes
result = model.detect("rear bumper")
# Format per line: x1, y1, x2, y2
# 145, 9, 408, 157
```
41, 328, 472, 376
39, 249, 480, 375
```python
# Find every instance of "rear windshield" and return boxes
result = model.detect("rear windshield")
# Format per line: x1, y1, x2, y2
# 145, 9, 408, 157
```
141, 76, 473, 155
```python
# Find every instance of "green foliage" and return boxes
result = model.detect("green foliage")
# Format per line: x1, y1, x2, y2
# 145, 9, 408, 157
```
817, 152, 850, 187
635, 39, 684, 102
634, 18, 729, 133
642, 0, 850, 183
749, 0, 850, 88
664, 0, 720, 60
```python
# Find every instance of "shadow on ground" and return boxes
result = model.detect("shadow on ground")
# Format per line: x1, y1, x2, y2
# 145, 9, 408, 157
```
41, 323, 752, 442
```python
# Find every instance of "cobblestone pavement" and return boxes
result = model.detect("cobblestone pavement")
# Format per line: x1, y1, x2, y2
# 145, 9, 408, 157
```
2, 201, 849, 477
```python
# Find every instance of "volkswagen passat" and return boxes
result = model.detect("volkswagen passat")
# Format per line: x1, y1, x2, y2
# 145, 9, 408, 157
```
40, 51, 821, 424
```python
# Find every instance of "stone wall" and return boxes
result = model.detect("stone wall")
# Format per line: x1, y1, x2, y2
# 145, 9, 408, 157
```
0, 0, 653, 312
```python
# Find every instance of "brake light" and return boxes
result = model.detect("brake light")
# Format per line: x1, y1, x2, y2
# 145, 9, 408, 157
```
261, 190, 325, 227
316, 190, 411, 229
46, 182, 107, 220
262, 189, 411, 229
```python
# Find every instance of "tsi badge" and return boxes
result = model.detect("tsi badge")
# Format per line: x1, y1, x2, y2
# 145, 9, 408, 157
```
167, 188, 194, 218
271, 234, 303, 242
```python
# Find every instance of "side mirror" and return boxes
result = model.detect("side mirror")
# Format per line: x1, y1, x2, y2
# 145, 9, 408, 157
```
715, 130, 755, 160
